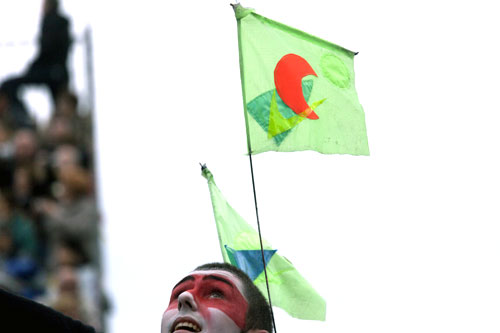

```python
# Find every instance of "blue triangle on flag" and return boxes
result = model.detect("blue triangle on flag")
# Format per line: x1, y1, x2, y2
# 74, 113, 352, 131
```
225, 245, 277, 281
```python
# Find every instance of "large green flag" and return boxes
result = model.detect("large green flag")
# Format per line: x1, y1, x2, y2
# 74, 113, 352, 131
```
235, 4, 369, 155
202, 167, 326, 321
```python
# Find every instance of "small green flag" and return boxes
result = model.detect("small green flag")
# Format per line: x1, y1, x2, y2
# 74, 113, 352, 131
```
235, 4, 369, 155
202, 167, 326, 321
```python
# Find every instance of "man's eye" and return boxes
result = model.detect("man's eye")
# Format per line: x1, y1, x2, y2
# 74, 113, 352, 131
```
209, 290, 224, 299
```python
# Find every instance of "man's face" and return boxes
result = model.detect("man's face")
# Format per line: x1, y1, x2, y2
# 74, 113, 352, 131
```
161, 270, 248, 333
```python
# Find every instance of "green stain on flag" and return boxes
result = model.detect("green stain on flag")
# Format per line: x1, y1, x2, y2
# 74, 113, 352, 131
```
320, 53, 351, 88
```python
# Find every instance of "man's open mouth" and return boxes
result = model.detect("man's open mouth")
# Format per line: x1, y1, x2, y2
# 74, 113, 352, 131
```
171, 318, 202, 332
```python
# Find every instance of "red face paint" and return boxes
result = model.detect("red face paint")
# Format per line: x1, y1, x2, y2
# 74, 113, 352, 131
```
167, 272, 248, 330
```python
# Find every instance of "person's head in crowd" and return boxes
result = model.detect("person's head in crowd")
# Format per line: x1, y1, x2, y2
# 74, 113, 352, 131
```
51, 265, 84, 321
55, 90, 78, 118
45, 115, 76, 146
161, 262, 271, 333
56, 265, 78, 294
53, 144, 81, 170
55, 237, 90, 268
13, 129, 38, 163
57, 164, 91, 200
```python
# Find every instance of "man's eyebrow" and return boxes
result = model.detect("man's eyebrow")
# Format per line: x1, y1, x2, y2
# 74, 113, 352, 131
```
202, 274, 234, 288
172, 275, 195, 291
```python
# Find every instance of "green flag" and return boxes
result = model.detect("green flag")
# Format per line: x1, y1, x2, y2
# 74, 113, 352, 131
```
202, 167, 326, 321
235, 4, 369, 155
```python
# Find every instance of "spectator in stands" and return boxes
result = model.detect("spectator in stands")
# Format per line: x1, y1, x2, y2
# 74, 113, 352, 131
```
13, 129, 39, 167
9, 130, 53, 208
0, 0, 71, 129
42, 113, 91, 167
35, 164, 99, 268
0, 226, 23, 293
43, 265, 89, 323
0, 2, 102, 325
0, 192, 41, 298
40, 238, 102, 330
55, 90, 78, 119
52, 144, 81, 170
0, 191, 38, 259
44, 115, 77, 147
55, 91, 93, 152
12, 166, 35, 211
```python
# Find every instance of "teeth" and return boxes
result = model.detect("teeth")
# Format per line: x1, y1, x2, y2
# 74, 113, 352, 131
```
174, 321, 201, 332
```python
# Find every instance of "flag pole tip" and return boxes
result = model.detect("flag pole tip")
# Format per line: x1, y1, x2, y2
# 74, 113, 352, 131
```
230, 2, 239, 12
231, 2, 255, 19
200, 164, 213, 181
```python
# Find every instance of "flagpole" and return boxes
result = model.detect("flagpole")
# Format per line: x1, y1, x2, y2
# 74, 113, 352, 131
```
247, 152, 277, 333
233, 3, 277, 332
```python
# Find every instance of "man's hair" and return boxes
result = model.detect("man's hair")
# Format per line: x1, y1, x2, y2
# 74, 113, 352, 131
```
195, 262, 272, 332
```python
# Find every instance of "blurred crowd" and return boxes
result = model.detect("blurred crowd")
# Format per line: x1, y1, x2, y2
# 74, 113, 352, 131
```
0, 0, 107, 330
0, 89, 106, 330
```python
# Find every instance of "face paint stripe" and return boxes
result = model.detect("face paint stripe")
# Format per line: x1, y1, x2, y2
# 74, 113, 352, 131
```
163, 273, 249, 331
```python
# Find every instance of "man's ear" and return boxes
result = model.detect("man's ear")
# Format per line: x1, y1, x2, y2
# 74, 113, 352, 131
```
246, 330, 268, 333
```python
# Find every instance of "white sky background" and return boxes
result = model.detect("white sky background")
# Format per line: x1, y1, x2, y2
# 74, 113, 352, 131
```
1, 1, 500, 332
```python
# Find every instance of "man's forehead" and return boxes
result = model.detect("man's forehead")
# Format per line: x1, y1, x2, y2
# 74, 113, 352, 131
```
175, 270, 245, 295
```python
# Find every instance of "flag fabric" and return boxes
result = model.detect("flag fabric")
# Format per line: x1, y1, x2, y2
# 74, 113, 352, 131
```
235, 4, 369, 155
202, 167, 326, 321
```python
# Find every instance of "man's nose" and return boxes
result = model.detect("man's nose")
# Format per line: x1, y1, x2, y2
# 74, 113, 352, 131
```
178, 291, 198, 312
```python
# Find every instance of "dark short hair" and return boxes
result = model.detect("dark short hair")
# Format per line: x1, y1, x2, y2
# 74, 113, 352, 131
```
195, 262, 272, 332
